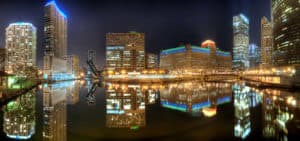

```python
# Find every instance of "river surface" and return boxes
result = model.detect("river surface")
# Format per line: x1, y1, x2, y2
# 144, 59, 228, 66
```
0, 80, 299, 141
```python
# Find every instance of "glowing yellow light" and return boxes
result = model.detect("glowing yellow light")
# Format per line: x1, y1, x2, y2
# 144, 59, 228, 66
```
202, 107, 217, 117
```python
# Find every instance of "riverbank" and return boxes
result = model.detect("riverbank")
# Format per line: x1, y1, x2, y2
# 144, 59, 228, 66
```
0, 80, 41, 105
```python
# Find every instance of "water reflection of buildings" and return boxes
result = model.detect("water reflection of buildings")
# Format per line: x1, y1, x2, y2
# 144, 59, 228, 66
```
86, 80, 97, 106
3, 89, 36, 140
233, 84, 251, 139
105, 83, 159, 129
260, 89, 299, 140
43, 81, 75, 141
67, 81, 80, 105
233, 83, 300, 140
160, 82, 232, 117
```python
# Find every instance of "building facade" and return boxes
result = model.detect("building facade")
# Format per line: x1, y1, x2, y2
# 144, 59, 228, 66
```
260, 17, 273, 68
272, 0, 300, 66
5, 22, 36, 75
160, 40, 232, 71
233, 14, 250, 70
43, 0, 71, 80
146, 53, 158, 69
67, 55, 79, 78
249, 44, 260, 68
0, 48, 6, 72
106, 32, 145, 71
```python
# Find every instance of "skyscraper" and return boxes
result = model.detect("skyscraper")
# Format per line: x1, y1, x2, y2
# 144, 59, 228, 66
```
260, 17, 273, 68
248, 44, 260, 68
5, 22, 36, 75
106, 32, 145, 71
233, 14, 250, 70
43, 0, 70, 80
272, 0, 300, 66
44, 0, 67, 58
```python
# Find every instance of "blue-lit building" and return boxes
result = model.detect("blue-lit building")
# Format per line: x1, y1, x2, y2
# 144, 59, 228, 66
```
233, 14, 250, 70
160, 40, 232, 70
43, 0, 73, 81
249, 44, 260, 68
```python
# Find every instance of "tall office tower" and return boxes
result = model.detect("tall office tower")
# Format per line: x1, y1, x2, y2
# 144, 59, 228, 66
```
5, 22, 36, 75
272, 0, 300, 66
260, 17, 273, 68
233, 14, 250, 70
87, 50, 96, 77
106, 32, 145, 71
146, 53, 158, 69
43, 0, 69, 80
249, 44, 260, 68
0, 48, 6, 72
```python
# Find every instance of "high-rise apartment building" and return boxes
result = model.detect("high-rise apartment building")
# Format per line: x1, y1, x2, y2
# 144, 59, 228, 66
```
106, 32, 145, 71
249, 44, 260, 68
233, 14, 250, 70
260, 17, 273, 68
43, 0, 70, 80
44, 0, 67, 58
5, 22, 36, 75
272, 0, 300, 66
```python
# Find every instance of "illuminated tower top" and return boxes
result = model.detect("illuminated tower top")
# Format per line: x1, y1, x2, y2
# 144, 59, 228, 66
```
44, 0, 68, 59
201, 40, 216, 48
45, 0, 67, 18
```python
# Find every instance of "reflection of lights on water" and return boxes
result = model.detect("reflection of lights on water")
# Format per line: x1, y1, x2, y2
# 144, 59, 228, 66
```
202, 107, 217, 117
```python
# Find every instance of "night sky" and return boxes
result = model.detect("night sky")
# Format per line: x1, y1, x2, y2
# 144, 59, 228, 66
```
0, 0, 270, 68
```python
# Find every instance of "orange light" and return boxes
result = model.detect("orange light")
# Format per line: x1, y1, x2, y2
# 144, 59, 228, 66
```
201, 40, 216, 48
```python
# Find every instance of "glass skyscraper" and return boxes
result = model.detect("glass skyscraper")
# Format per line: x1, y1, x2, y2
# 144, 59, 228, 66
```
233, 14, 250, 70
272, 0, 300, 66
5, 22, 36, 75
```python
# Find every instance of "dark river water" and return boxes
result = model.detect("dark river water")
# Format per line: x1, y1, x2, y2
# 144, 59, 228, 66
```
0, 80, 299, 141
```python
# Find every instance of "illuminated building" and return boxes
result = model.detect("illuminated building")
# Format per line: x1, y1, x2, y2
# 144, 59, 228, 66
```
106, 84, 145, 129
3, 89, 36, 140
87, 50, 96, 77
249, 44, 260, 68
106, 32, 145, 71
233, 14, 250, 70
5, 22, 36, 75
67, 55, 79, 78
160, 82, 232, 115
43, 82, 69, 141
146, 53, 158, 69
67, 81, 80, 105
160, 40, 231, 71
43, 0, 69, 81
260, 17, 273, 68
272, 0, 300, 66
0, 48, 6, 72
233, 84, 251, 139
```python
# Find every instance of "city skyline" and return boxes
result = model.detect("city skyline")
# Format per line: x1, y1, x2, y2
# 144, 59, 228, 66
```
0, 0, 270, 67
